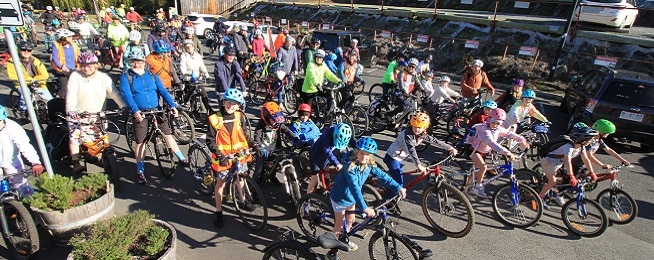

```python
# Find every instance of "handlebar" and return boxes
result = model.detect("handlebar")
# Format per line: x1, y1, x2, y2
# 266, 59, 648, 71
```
0, 169, 31, 181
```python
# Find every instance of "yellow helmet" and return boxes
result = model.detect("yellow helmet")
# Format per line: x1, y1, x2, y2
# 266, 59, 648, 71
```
410, 112, 430, 128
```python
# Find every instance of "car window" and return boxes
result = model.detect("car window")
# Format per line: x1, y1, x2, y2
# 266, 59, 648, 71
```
204, 17, 216, 23
187, 16, 199, 22
577, 71, 598, 92
600, 81, 654, 107
342, 35, 351, 47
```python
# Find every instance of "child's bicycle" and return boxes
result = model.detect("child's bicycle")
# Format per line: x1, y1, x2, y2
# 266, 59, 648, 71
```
0, 170, 40, 260
284, 195, 432, 260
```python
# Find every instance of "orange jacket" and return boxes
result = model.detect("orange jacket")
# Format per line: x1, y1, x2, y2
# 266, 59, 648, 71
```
145, 54, 174, 88
51, 41, 80, 72
460, 69, 494, 98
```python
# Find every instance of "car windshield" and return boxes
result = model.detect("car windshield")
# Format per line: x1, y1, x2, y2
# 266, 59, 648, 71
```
586, 0, 624, 3
187, 16, 198, 22
600, 81, 654, 107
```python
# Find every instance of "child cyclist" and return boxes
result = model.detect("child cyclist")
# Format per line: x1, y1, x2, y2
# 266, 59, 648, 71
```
467, 108, 529, 198
289, 103, 321, 146
329, 136, 407, 251
468, 100, 497, 127
502, 89, 549, 130
307, 123, 354, 194
252, 101, 300, 185
574, 119, 631, 173
384, 112, 458, 187
496, 78, 524, 110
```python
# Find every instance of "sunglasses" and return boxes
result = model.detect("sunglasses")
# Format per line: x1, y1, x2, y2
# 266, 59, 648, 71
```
408, 65, 416, 69
20, 49, 33, 52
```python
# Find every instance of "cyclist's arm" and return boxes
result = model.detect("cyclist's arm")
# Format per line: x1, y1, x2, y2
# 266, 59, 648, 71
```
527, 103, 548, 123
599, 139, 629, 164
481, 71, 495, 93
118, 74, 140, 114
337, 63, 347, 82
343, 170, 368, 210
396, 71, 409, 95
370, 166, 403, 194
197, 54, 209, 74
459, 71, 475, 92
585, 147, 606, 169
479, 129, 511, 156
279, 124, 299, 140
179, 53, 190, 75
5, 62, 19, 82
233, 62, 247, 92
51, 45, 64, 70
214, 62, 229, 92
403, 132, 423, 167
206, 123, 221, 155
423, 134, 454, 151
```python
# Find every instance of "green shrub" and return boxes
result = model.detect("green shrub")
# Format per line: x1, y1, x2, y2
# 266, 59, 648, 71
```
25, 173, 108, 211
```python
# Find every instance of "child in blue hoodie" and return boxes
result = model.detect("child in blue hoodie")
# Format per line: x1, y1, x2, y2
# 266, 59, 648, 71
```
289, 103, 321, 146
307, 123, 354, 194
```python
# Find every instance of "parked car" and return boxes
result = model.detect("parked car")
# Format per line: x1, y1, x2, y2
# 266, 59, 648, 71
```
560, 66, 654, 150
310, 30, 377, 67
186, 13, 225, 38
574, 0, 639, 28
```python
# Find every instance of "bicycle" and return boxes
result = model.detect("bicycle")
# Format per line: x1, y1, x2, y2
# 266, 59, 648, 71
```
250, 72, 300, 115
369, 155, 475, 238
309, 83, 355, 132
9, 80, 50, 129
170, 75, 212, 125
254, 146, 305, 207
125, 110, 179, 178
0, 170, 40, 260
339, 81, 369, 138
501, 117, 550, 162
186, 144, 268, 231
446, 89, 491, 135
97, 38, 122, 72
368, 94, 422, 134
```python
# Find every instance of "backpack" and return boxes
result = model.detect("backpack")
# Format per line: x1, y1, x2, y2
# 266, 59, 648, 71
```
537, 135, 574, 159
464, 123, 485, 148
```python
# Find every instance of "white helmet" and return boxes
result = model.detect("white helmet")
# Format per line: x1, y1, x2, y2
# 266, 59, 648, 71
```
129, 7, 134, 11
184, 27, 194, 34
46, 6, 53, 11
255, 29, 262, 35
239, 24, 247, 31
129, 30, 142, 41
408, 58, 419, 67
439, 76, 451, 83
56, 29, 75, 38
106, 8, 111, 12
67, 21, 79, 30
472, 59, 484, 67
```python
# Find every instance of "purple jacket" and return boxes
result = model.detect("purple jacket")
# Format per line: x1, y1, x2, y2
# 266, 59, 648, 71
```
214, 56, 246, 93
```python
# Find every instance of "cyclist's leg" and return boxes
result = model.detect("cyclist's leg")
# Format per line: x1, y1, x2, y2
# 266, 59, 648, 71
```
331, 202, 354, 235
253, 154, 266, 183
538, 159, 559, 199
56, 72, 70, 98
159, 113, 187, 162
134, 117, 149, 170
381, 82, 392, 97
214, 173, 228, 211
383, 154, 403, 186
471, 152, 487, 184
306, 163, 321, 194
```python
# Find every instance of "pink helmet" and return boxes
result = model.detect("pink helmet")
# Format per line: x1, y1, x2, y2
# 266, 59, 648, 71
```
488, 108, 506, 122
77, 52, 98, 65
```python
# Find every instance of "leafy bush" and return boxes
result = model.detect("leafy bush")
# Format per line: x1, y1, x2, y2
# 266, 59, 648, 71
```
25, 173, 108, 211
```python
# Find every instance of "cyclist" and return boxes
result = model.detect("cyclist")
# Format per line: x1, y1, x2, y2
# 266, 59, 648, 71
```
460, 59, 495, 109
273, 28, 290, 54
344, 38, 360, 60
575, 120, 631, 172
39, 6, 58, 26
51, 28, 80, 98
251, 29, 270, 57
6, 41, 52, 115
179, 40, 209, 78
380, 51, 407, 98
337, 50, 363, 108
101, 8, 114, 27
385, 57, 423, 125
468, 100, 497, 127
418, 54, 432, 74
147, 24, 176, 56
118, 50, 188, 184
252, 101, 300, 185
466, 108, 527, 199
301, 49, 342, 106
76, 15, 99, 50
384, 112, 457, 187
289, 103, 321, 146
107, 16, 130, 69
0, 105, 45, 198
214, 46, 247, 102
425, 75, 460, 117
181, 27, 202, 54
116, 4, 126, 19
538, 126, 598, 208
212, 17, 228, 37
276, 36, 299, 87
126, 7, 144, 28
306, 123, 354, 195
232, 25, 250, 64
329, 136, 406, 251
66, 52, 127, 174
145, 40, 182, 90
124, 30, 150, 71
206, 88, 257, 228
502, 89, 549, 130
53, 6, 64, 20
43, 26, 56, 53
496, 78, 524, 110
302, 37, 321, 71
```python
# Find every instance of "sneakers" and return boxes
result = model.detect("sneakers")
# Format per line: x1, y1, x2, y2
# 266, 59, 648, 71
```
552, 195, 566, 206
137, 173, 147, 184
470, 185, 488, 199
542, 199, 551, 210
241, 200, 255, 212
72, 160, 85, 175
347, 241, 358, 252
179, 159, 190, 167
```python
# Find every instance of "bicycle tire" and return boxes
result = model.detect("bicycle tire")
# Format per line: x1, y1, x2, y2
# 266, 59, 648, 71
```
241, 112, 253, 139
102, 119, 122, 145
2, 199, 40, 260
189, 93, 210, 124
262, 240, 318, 260
102, 149, 121, 192
153, 134, 176, 178
231, 175, 268, 231
296, 193, 333, 242
348, 106, 369, 138
171, 110, 195, 145
421, 182, 475, 238
125, 116, 137, 152
283, 87, 299, 114
368, 230, 419, 260
285, 167, 303, 206
188, 144, 214, 195
8, 88, 26, 120
561, 197, 608, 237
251, 81, 268, 105
368, 83, 384, 103
596, 188, 638, 225
352, 80, 365, 96
446, 113, 471, 135
368, 102, 390, 133
492, 183, 543, 228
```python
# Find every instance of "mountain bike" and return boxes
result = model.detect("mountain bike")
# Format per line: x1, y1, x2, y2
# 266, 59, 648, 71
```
255, 146, 304, 208
310, 83, 355, 131
368, 94, 423, 134
9, 80, 50, 130
125, 110, 179, 178
289, 195, 432, 260
0, 170, 40, 260
446, 89, 490, 135
250, 73, 299, 115
171, 75, 212, 125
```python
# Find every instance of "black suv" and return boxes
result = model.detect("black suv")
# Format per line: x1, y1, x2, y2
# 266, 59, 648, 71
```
310, 30, 377, 67
560, 66, 654, 150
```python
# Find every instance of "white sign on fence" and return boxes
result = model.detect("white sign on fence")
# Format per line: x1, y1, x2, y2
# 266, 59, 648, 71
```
519, 46, 538, 56
301, 21, 308, 27
416, 34, 429, 43
322, 24, 331, 30
514, 1, 530, 9
251, 12, 255, 17
379, 30, 392, 38
0, 0, 24, 26
465, 40, 479, 49
265, 16, 271, 22
281, 19, 287, 24
461, 0, 473, 5
594, 56, 618, 68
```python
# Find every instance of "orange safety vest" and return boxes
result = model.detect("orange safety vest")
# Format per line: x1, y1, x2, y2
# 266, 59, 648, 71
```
51, 41, 80, 72
208, 111, 253, 172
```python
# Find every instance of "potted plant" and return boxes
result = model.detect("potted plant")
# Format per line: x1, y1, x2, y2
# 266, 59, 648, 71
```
68, 210, 177, 260
24, 173, 115, 246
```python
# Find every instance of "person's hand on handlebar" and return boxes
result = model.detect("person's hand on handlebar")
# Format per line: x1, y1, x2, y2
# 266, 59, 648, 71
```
364, 207, 376, 218
134, 111, 145, 123
398, 188, 407, 199
170, 107, 179, 118
32, 164, 44, 176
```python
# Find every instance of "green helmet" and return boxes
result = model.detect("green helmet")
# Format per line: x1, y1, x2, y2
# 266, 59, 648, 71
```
592, 119, 616, 134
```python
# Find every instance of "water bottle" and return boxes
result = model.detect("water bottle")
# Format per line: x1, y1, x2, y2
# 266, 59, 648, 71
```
0, 179, 10, 193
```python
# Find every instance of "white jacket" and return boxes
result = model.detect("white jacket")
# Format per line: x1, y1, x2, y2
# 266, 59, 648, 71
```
179, 51, 208, 76
78, 22, 99, 37
66, 70, 126, 113
0, 119, 41, 174
429, 84, 460, 104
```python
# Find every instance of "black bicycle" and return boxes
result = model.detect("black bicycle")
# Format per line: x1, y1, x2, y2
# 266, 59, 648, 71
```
125, 110, 179, 178
0, 170, 40, 260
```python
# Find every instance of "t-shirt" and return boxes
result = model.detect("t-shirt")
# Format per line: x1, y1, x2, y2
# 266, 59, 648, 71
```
544, 143, 585, 166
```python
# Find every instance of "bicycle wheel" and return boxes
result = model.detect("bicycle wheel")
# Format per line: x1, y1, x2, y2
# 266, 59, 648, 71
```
8, 88, 25, 120
368, 102, 390, 133
231, 175, 268, 231
561, 197, 608, 237
296, 193, 333, 241
101, 119, 121, 144
251, 81, 268, 105
446, 113, 471, 135
35, 99, 48, 125
368, 83, 384, 103
171, 110, 195, 145
310, 96, 328, 123
2, 200, 40, 260
348, 106, 369, 138
240, 112, 253, 138
421, 182, 474, 238
596, 188, 638, 225
188, 144, 214, 195
262, 240, 318, 260
124, 116, 137, 152
353, 80, 365, 96
102, 149, 121, 192
438, 159, 470, 193
492, 183, 542, 228
189, 93, 210, 124
368, 230, 419, 260
153, 134, 176, 178
284, 87, 299, 115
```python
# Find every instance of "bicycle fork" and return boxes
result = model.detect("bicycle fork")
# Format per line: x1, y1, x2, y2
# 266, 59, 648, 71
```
0, 201, 17, 238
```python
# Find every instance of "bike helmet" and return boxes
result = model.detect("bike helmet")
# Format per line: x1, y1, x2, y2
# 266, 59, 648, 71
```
45, 26, 54, 31
255, 29, 262, 35
521, 89, 536, 99
261, 101, 285, 128
67, 21, 79, 30
439, 76, 451, 83
129, 30, 141, 41
46, 6, 53, 11
184, 27, 194, 34
398, 60, 408, 67
347, 50, 358, 59
573, 122, 588, 128
512, 78, 525, 87
127, 48, 146, 61
183, 39, 194, 47
472, 59, 484, 67
239, 24, 248, 31
333, 123, 352, 150
298, 103, 312, 114
314, 49, 326, 58
410, 112, 430, 128
130, 7, 135, 11
55, 28, 74, 38
0, 105, 8, 120
154, 24, 166, 33
76, 15, 85, 21
77, 52, 98, 64
482, 100, 498, 109
425, 54, 433, 61
152, 40, 170, 53
356, 136, 378, 154
569, 127, 599, 144
592, 119, 616, 134
223, 46, 237, 56
422, 70, 434, 78
311, 37, 321, 45
223, 88, 245, 105
488, 108, 507, 123
17, 40, 33, 50
408, 58, 419, 67
334, 47, 343, 55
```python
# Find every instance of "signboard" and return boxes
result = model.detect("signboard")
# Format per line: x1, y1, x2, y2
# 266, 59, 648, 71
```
251, 12, 255, 17
322, 23, 330, 30
461, 0, 473, 4
464, 40, 479, 49
514, 1, 530, 9
519, 46, 538, 56
594, 56, 618, 68
281, 19, 287, 24
380, 30, 392, 38
0, 0, 24, 26
301, 21, 308, 27
265, 16, 271, 22
416, 34, 429, 43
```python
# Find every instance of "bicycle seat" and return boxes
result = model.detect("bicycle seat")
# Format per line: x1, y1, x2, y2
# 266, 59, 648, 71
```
317, 232, 350, 252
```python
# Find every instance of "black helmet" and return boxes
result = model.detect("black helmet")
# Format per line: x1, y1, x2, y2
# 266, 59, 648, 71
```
17, 40, 34, 50
311, 37, 321, 44
569, 127, 599, 144
223, 46, 237, 55
155, 24, 166, 32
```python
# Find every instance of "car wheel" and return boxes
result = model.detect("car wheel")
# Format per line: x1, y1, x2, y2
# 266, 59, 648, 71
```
203, 29, 213, 39
369, 55, 378, 68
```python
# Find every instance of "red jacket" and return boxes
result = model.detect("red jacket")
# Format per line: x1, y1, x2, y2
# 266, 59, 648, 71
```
251, 38, 269, 57
126, 11, 143, 23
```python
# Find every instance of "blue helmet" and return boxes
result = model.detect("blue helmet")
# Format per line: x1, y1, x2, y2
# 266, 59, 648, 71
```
326, 52, 337, 61
223, 88, 244, 105
482, 100, 497, 109
334, 47, 343, 55
398, 60, 408, 67
152, 40, 170, 53
333, 123, 352, 150
522, 89, 536, 99
0, 105, 7, 120
356, 136, 378, 154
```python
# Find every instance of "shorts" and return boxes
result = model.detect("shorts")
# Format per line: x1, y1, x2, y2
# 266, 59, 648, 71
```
68, 116, 99, 145
134, 112, 172, 144
330, 198, 353, 213
213, 163, 249, 180
540, 158, 562, 176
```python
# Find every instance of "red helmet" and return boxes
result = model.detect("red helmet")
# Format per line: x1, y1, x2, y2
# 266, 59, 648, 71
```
298, 103, 312, 114
488, 108, 506, 123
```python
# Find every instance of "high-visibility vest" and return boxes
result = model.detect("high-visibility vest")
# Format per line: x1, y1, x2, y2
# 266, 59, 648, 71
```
208, 111, 253, 172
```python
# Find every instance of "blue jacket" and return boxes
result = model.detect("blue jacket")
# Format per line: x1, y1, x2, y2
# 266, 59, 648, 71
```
324, 55, 338, 74
119, 70, 176, 114
309, 126, 356, 169
330, 151, 402, 210
214, 56, 246, 93
289, 119, 321, 146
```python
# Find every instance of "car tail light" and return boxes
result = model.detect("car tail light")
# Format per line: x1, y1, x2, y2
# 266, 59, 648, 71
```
585, 99, 598, 113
